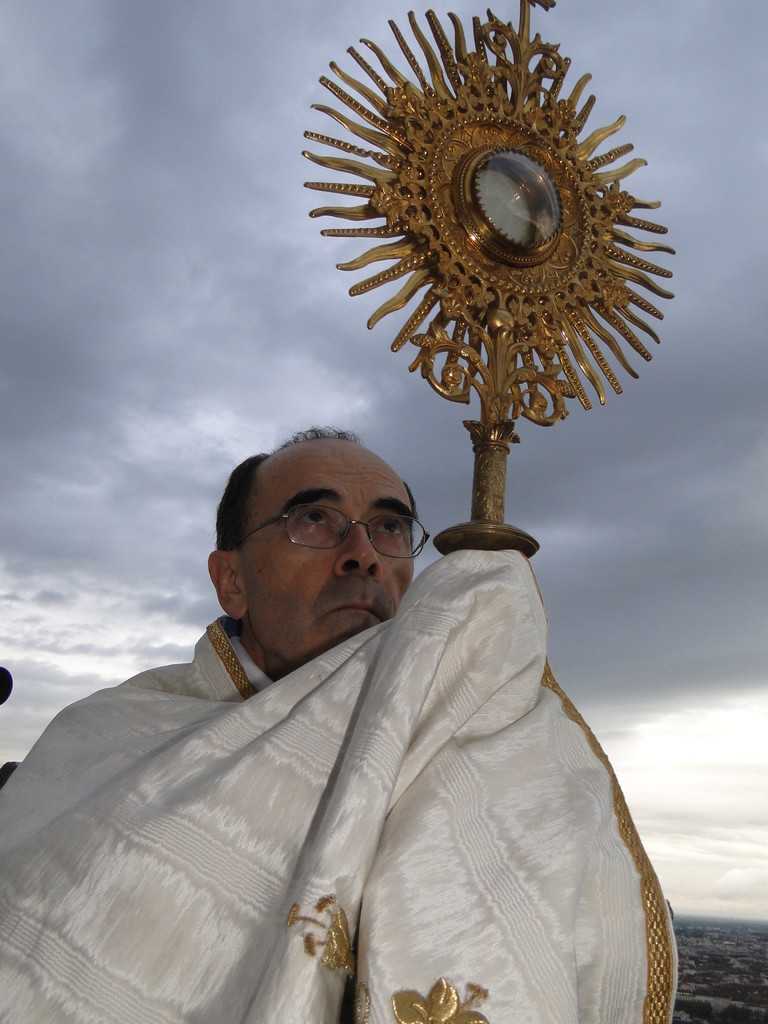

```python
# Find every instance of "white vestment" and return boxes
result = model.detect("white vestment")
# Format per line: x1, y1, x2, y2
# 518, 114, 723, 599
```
0, 551, 676, 1023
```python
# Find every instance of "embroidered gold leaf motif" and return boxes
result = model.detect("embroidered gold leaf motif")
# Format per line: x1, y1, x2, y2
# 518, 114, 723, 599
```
321, 906, 355, 972
392, 978, 490, 1024
286, 893, 356, 975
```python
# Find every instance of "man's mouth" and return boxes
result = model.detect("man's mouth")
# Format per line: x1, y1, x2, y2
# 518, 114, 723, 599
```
331, 603, 380, 620
319, 582, 394, 625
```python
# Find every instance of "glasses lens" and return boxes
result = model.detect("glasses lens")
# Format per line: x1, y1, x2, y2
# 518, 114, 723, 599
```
285, 504, 426, 557
368, 514, 424, 557
286, 505, 346, 548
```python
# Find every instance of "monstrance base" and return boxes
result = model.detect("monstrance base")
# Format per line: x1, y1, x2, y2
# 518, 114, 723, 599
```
433, 521, 539, 558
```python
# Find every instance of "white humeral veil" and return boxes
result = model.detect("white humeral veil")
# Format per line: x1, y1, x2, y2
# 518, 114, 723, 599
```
0, 551, 676, 1024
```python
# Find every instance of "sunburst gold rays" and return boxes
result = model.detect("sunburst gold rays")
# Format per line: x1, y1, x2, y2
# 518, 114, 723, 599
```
303, 6, 674, 427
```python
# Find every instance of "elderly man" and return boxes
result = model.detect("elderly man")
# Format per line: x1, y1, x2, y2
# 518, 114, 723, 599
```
207, 427, 420, 686
0, 428, 676, 1024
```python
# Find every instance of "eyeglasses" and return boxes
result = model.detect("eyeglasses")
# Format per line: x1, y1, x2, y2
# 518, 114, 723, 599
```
236, 503, 429, 558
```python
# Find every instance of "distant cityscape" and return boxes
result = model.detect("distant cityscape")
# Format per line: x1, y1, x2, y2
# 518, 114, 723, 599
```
673, 917, 767, 1023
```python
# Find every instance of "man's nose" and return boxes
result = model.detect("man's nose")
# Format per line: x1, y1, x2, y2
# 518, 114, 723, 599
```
333, 521, 382, 577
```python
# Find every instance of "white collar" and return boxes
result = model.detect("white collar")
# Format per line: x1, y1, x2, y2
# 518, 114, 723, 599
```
228, 635, 273, 692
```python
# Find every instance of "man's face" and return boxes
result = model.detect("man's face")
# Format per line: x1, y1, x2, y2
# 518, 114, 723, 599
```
210, 439, 415, 680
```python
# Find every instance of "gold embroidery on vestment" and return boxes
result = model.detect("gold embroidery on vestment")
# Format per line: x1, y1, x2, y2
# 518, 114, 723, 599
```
206, 620, 256, 700
392, 978, 490, 1024
355, 980, 371, 1024
287, 894, 355, 975
540, 662, 675, 1024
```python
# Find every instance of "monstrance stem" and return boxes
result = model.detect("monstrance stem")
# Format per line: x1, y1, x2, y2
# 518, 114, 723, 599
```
433, 420, 539, 558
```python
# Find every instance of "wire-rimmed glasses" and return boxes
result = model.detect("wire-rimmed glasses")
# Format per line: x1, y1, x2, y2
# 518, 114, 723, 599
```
235, 503, 428, 558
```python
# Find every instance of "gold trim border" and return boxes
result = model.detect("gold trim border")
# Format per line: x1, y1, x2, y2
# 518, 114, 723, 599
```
206, 620, 256, 700
541, 662, 675, 1024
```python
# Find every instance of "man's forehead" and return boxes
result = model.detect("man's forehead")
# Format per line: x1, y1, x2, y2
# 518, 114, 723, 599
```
254, 439, 408, 510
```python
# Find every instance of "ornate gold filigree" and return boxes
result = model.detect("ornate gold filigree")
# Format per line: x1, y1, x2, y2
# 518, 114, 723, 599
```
305, 2, 673, 553
392, 978, 490, 1024
287, 894, 356, 974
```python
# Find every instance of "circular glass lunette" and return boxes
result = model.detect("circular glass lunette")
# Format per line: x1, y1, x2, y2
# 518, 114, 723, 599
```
452, 146, 564, 267
473, 150, 562, 250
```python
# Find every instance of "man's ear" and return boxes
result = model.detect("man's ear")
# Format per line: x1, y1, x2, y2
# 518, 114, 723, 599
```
208, 550, 248, 619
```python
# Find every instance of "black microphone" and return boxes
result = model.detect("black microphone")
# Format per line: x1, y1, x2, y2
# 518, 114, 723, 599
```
0, 667, 12, 705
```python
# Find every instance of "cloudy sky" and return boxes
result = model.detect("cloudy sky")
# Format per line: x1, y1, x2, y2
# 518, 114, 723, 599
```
1, 0, 766, 923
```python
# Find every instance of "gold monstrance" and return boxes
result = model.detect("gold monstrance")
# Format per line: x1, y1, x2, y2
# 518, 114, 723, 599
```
304, 1, 674, 556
